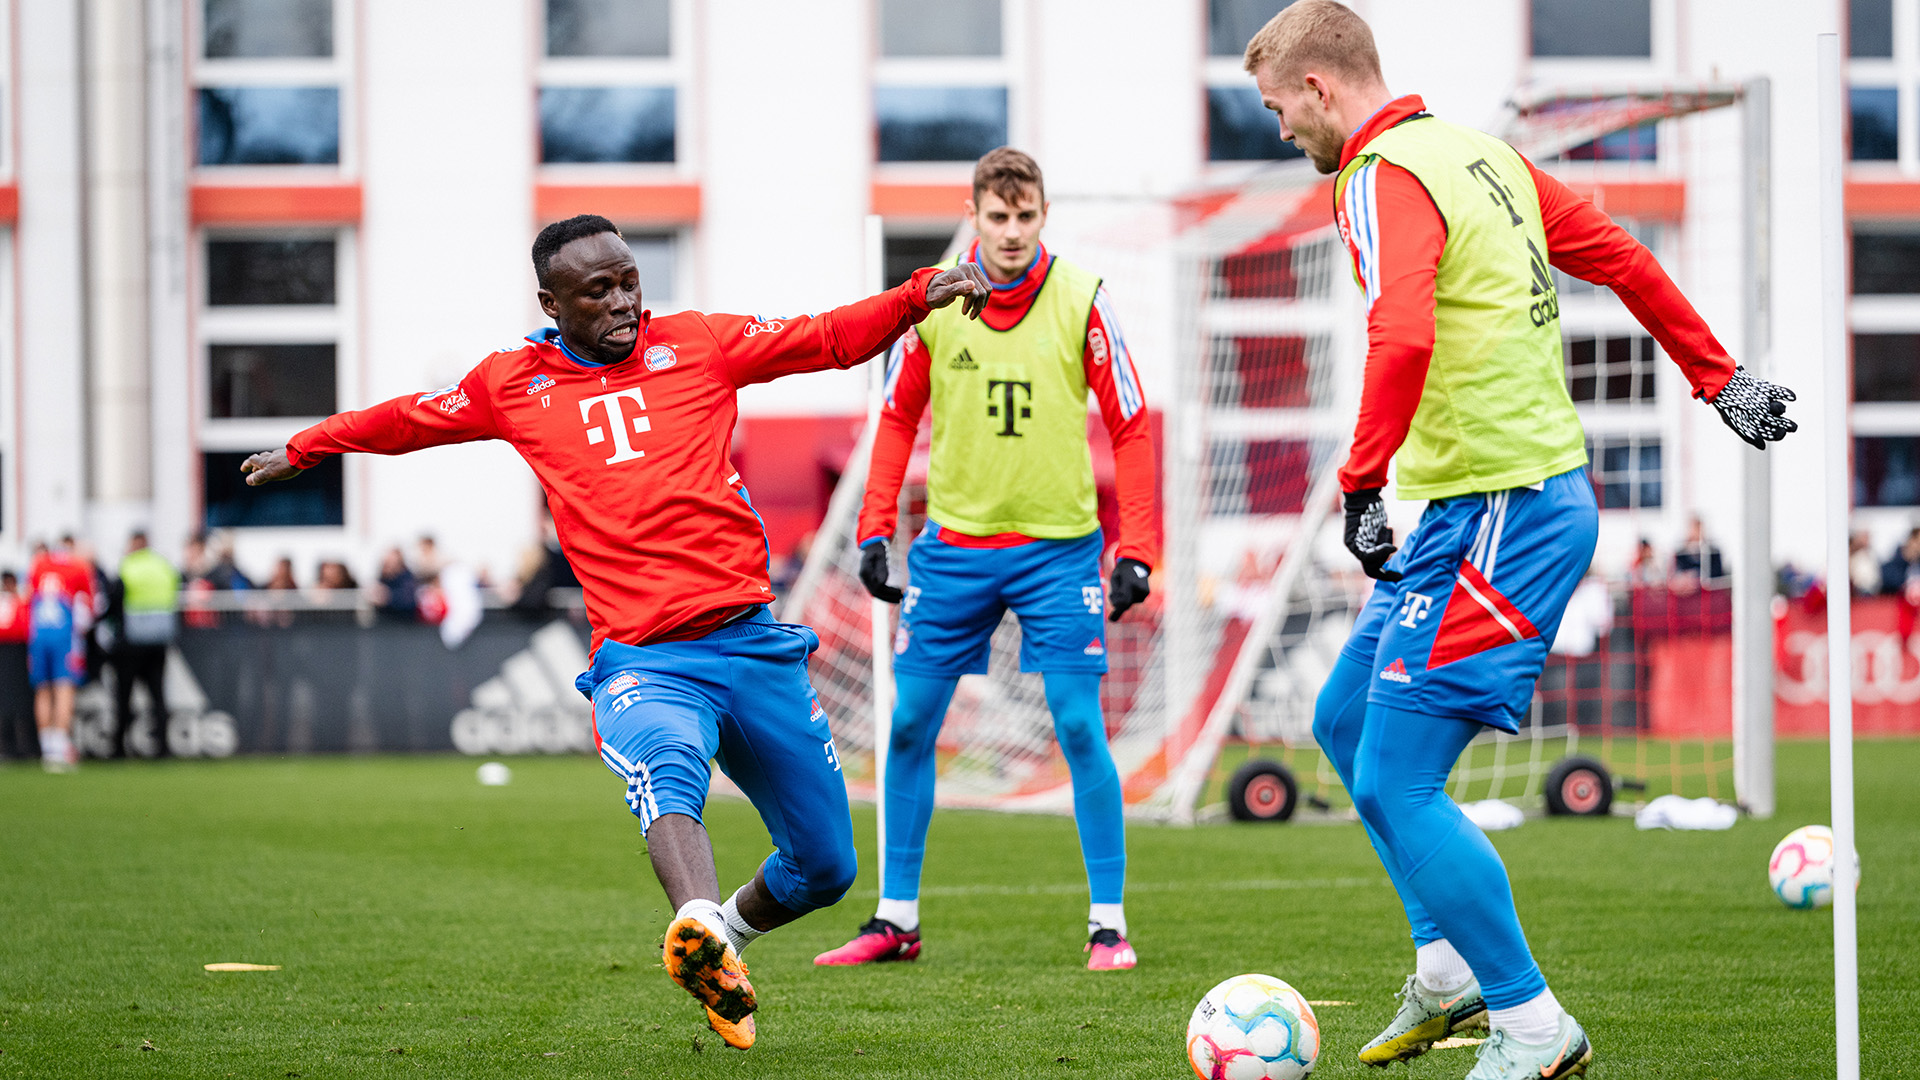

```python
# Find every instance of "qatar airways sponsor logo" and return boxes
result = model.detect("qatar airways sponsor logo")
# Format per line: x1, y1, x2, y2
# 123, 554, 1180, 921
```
742, 317, 786, 337
579, 387, 651, 464
417, 383, 470, 415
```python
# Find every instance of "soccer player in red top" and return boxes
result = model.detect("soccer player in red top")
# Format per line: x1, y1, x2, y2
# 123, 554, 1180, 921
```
242, 215, 989, 1049
27, 537, 95, 772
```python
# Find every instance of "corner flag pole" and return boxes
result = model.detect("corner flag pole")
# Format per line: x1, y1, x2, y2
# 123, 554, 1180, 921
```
864, 214, 894, 888
1816, 33, 1861, 1080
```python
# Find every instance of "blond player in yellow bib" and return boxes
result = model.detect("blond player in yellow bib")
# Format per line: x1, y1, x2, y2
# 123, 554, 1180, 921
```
1244, 4, 1796, 1078
814, 148, 1160, 971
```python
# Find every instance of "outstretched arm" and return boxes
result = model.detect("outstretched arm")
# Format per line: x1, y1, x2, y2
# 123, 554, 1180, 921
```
1527, 159, 1795, 446
1085, 286, 1160, 568
857, 328, 931, 548
243, 367, 501, 486
713, 264, 990, 388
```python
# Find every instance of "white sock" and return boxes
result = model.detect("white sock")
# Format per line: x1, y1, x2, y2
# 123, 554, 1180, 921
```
40, 729, 67, 762
673, 898, 729, 947
875, 898, 919, 931
718, 887, 767, 956
1489, 987, 1563, 1045
1415, 939, 1474, 994
1087, 903, 1128, 938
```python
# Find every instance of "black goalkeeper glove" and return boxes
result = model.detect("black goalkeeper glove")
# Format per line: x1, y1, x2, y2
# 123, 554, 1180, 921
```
1343, 488, 1403, 582
1707, 366, 1798, 450
858, 540, 903, 603
1108, 558, 1151, 622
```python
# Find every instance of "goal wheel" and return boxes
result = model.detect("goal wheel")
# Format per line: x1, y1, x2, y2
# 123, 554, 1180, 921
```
1543, 756, 1613, 816
1227, 759, 1298, 822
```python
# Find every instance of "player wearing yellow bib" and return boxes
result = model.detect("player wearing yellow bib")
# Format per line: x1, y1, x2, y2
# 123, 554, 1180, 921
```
814, 148, 1160, 971
1245, 5, 1797, 1078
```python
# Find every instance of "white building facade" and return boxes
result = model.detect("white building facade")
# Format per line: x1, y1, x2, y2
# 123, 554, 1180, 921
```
0, 0, 1899, 585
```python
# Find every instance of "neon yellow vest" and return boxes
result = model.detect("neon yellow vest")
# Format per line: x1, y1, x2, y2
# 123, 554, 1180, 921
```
916, 253, 1101, 538
1335, 115, 1588, 500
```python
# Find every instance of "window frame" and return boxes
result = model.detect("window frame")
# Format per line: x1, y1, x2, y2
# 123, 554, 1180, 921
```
190, 0, 354, 177
872, 0, 1021, 176
1845, 0, 1920, 173
537, 0, 693, 177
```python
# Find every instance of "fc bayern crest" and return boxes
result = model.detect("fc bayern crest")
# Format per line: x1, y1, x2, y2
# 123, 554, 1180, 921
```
643, 344, 677, 371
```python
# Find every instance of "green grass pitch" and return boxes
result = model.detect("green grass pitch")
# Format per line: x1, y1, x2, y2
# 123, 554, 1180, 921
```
1, 740, 1911, 1079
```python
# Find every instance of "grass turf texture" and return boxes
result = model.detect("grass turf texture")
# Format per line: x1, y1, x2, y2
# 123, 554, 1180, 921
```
0, 741, 1910, 1079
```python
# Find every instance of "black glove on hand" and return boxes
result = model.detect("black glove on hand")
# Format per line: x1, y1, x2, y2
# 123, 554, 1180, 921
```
1343, 488, 1403, 582
859, 541, 903, 603
1109, 557, 1151, 622
1708, 366, 1798, 450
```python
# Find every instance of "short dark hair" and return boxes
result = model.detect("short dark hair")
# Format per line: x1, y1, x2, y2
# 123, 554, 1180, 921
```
532, 214, 622, 287
973, 147, 1045, 207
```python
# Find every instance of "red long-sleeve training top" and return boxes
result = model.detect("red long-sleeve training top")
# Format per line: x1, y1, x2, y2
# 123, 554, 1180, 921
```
857, 241, 1161, 567
1336, 94, 1739, 494
287, 269, 939, 655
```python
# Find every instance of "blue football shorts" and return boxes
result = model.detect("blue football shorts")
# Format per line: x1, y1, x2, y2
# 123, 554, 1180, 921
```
893, 524, 1109, 677
578, 606, 855, 914
1344, 467, 1599, 732
28, 630, 82, 687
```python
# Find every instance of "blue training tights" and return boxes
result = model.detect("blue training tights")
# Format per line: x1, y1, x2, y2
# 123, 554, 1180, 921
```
883, 671, 1126, 905
1312, 653, 1546, 1009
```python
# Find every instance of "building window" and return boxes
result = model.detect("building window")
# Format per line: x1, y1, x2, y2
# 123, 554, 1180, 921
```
207, 238, 336, 305
540, 87, 675, 163
1209, 0, 1291, 57
1851, 86, 1900, 161
203, 451, 344, 527
546, 0, 669, 57
1855, 334, 1920, 401
195, 0, 346, 170
1588, 436, 1662, 510
875, 0, 1008, 165
876, 87, 1007, 163
1853, 229, 1920, 292
539, 0, 680, 167
625, 231, 678, 310
1530, 0, 1651, 58
1858, 437, 1920, 506
881, 0, 1000, 56
199, 231, 347, 527
884, 233, 952, 290
1852, 0, 1894, 58
1565, 335, 1657, 404
209, 344, 336, 418
198, 87, 339, 166
204, 0, 332, 58
1207, 86, 1303, 161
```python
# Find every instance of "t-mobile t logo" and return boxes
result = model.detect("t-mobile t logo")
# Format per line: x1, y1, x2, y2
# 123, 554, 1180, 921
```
579, 388, 651, 464
987, 380, 1034, 437
1398, 591, 1434, 629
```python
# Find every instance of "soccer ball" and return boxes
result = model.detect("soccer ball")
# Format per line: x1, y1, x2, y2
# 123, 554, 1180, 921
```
1768, 824, 1860, 909
1186, 973, 1319, 1080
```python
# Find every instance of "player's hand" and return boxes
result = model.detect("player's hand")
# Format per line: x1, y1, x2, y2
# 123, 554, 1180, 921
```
1108, 558, 1151, 622
1708, 366, 1798, 450
241, 448, 304, 486
859, 540, 903, 603
925, 264, 991, 320
1342, 488, 1403, 582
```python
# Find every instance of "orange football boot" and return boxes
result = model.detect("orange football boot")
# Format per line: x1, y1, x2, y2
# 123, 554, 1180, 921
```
705, 1007, 756, 1049
662, 916, 757, 1023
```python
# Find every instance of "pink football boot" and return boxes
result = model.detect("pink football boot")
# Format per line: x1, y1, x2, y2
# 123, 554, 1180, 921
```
1085, 928, 1137, 970
813, 918, 922, 966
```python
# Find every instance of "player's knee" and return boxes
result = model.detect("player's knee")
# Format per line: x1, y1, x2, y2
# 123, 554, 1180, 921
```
1054, 710, 1106, 761
1349, 767, 1391, 827
790, 844, 859, 911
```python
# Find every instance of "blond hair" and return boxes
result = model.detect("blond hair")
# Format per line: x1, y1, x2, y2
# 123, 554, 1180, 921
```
1242, 0, 1382, 85
973, 146, 1045, 206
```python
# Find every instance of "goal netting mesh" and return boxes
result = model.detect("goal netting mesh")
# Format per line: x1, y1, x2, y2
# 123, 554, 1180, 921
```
781, 82, 1758, 822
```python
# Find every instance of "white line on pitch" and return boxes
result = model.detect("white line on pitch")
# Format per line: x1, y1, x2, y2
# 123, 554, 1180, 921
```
847, 876, 1385, 899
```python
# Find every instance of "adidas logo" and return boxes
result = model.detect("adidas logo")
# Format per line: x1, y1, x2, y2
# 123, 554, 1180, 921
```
1379, 658, 1413, 683
1083, 639, 1106, 656
450, 621, 596, 755
950, 348, 979, 370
